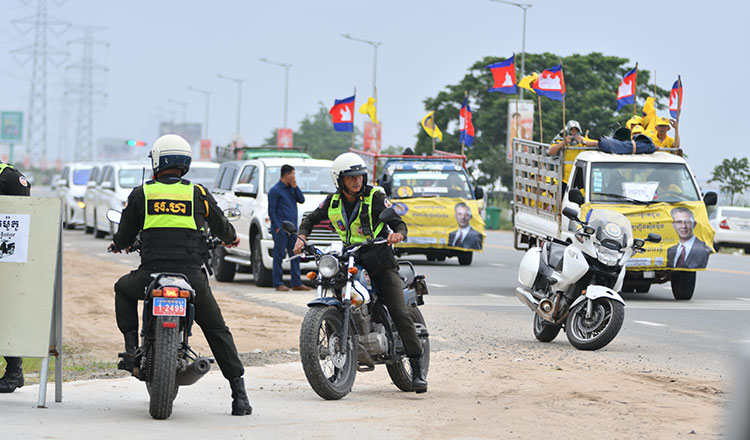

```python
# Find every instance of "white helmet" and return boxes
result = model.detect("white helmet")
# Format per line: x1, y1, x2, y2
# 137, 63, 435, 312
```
150, 134, 192, 176
565, 120, 582, 134
331, 152, 367, 191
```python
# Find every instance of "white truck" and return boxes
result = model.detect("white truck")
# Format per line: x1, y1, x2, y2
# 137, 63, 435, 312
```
210, 156, 339, 286
511, 138, 717, 300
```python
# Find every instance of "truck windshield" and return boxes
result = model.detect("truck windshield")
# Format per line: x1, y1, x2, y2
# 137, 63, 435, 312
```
119, 169, 146, 189
590, 162, 700, 203
390, 169, 473, 199
265, 166, 336, 194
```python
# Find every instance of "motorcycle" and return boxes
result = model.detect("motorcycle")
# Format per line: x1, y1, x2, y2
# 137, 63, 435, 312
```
106, 209, 236, 419
281, 207, 430, 400
515, 190, 661, 351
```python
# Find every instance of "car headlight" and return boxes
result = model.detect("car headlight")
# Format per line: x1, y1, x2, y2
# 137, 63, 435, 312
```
595, 243, 623, 266
318, 255, 338, 278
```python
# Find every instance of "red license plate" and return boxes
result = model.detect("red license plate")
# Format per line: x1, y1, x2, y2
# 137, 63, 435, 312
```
153, 297, 187, 316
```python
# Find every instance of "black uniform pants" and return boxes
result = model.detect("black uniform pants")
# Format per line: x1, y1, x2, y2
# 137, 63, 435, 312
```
114, 267, 244, 380
371, 267, 423, 359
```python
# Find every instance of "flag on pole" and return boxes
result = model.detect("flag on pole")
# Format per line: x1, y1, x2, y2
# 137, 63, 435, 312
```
459, 99, 474, 147
421, 111, 442, 141
532, 65, 566, 101
669, 76, 683, 118
329, 95, 355, 132
517, 73, 538, 94
487, 55, 518, 94
616, 65, 638, 111
359, 96, 379, 123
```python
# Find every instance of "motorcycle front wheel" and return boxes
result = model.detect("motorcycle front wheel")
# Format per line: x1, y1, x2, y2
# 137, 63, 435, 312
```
565, 298, 624, 351
386, 306, 430, 392
299, 306, 357, 400
147, 316, 180, 419
533, 313, 561, 342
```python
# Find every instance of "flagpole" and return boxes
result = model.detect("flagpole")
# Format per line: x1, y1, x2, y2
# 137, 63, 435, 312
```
653, 70, 657, 98
431, 108, 436, 155
633, 63, 638, 117
461, 91, 467, 157
677, 74, 682, 120
537, 94, 544, 143
351, 86, 356, 150
560, 60, 566, 132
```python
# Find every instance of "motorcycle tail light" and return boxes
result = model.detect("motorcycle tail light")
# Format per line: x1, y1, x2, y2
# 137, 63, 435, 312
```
162, 322, 177, 329
179, 290, 190, 298
152, 289, 163, 297
306, 271, 317, 280
348, 267, 358, 274
163, 287, 179, 298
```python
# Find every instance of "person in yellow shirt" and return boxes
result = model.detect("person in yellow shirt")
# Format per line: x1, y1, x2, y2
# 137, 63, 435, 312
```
548, 120, 592, 187
626, 115, 643, 131
650, 117, 680, 149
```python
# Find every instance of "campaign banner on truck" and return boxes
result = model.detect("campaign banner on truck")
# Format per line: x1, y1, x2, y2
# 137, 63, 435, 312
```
507, 99, 534, 162
392, 197, 485, 252
581, 201, 714, 270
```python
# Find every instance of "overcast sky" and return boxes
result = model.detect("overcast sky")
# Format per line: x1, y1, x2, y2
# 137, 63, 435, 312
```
0, 0, 746, 179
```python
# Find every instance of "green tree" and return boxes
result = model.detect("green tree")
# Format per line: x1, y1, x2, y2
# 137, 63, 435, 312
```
415, 52, 670, 188
709, 157, 750, 205
264, 103, 361, 160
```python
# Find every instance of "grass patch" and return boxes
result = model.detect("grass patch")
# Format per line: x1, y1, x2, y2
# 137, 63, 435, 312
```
1, 347, 120, 385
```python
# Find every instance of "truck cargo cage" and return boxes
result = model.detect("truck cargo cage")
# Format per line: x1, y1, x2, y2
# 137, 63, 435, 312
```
349, 148, 467, 185
215, 145, 310, 163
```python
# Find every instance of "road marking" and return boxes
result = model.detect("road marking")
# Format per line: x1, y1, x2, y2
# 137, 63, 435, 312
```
737, 298, 750, 302
489, 263, 507, 267
482, 293, 504, 298
707, 267, 750, 276
484, 243, 516, 250
429, 283, 447, 288
634, 320, 667, 327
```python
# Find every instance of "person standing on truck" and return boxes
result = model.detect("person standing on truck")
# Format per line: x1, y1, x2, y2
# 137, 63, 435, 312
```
548, 120, 589, 186
648, 117, 680, 149
268, 164, 311, 292
293, 152, 428, 393
0, 161, 30, 394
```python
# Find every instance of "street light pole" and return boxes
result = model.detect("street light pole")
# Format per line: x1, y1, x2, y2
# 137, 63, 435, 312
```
341, 33, 382, 101
167, 98, 187, 136
216, 73, 244, 141
187, 86, 211, 139
490, 0, 532, 99
259, 58, 292, 129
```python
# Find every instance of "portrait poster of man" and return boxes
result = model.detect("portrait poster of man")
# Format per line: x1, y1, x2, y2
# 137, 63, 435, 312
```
447, 202, 483, 250
506, 100, 534, 161
666, 206, 711, 269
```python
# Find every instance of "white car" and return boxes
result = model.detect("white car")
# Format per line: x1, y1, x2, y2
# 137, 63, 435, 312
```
710, 206, 750, 252
91, 162, 151, 238
57, 162, 96, 229
211, 157, 338, 286
183, 161, 220, 190
83, 164, 104, 234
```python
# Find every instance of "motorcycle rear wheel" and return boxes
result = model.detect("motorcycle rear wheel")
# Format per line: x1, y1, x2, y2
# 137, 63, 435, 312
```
299, 306, 357, 400
533, 313, 561, 342
387, 306, 430, 392
565, 298, 624, 351
147, 316, 180, 419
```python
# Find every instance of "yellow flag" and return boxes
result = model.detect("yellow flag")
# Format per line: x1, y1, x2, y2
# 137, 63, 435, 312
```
358, 96, 379, 123
641, 96, 657, 133
421, 111, 443, 141
517, 73, 538, 94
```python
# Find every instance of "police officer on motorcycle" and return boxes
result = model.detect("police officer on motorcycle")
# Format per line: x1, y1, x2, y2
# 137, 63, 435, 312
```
293, 152, 428, 393
107, 134, 252, 415
0, 161, 30, 393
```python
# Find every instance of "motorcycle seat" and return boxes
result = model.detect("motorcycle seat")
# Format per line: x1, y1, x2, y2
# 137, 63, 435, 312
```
397, 261, 416, 288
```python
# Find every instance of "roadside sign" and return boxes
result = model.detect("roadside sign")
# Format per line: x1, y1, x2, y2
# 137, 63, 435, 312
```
1, 111, 23, 142
277, 128, 293, 148
363, 121, 381, 154
200, 139, 211, 160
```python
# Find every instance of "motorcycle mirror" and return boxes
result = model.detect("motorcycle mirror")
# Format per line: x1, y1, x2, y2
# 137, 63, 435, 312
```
646, 232, 662, 243
106, 209, 122, 225
377, 206, 399, 224
633, 238, 645, 248
562, 207, 580, 221
568, 188, 585, 205
281, 221, 297, 234
703, 191, 718, 207
223, 208, 241, 222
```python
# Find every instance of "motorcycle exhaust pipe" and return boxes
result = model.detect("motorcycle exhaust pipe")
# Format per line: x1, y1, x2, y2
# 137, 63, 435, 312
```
176, 357, 212, 386
515, 287, 539, 311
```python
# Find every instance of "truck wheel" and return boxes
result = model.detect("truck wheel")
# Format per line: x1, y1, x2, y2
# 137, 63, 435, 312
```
671, 272, 696, 300
211, 246, 236, 282
252, 237, 273, 287
457, 251, 473, 265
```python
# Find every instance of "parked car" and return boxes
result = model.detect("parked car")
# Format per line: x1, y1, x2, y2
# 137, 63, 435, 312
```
710, 206, 750, 252
183, 160, 220, 190
210, 157, 338, 286
91, 162, 150, 238
57, 162, 96, 229
83, 163, 104, 234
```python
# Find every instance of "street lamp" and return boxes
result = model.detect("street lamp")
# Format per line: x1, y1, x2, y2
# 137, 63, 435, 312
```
489, 0, 532, 99
259, 57, 292, 129
341, 33, 382, 100
187, 86, 211, 139
167, 98, 187, 136
216, 73, 244, 141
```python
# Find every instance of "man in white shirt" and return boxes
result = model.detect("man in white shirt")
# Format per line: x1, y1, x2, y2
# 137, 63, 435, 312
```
666, 207, 710, 269
447, 202, 483, 250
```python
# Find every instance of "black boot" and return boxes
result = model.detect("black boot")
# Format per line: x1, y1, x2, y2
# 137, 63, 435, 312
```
117, 331, 139, 373
229, 377, 252, 416
0, 357, 24, 393
409, 356, 428, 394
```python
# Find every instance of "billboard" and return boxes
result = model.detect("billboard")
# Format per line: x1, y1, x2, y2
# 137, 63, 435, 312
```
1, 111, 23, 142
507, 100, 534, 161
363, 121, 381, 154
277, 128, 293, 148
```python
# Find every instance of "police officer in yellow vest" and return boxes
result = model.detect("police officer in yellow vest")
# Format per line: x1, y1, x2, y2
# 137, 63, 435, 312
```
0, 161, 31, 393
107, 134, 252, 415
293, 152, 428, 393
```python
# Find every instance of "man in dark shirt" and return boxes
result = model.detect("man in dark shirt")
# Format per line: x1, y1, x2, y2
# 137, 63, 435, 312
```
268, 164, 310, 291
0, 162, 31, 393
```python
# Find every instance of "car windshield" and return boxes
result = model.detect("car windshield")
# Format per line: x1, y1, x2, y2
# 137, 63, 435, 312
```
590, 162, 700, 203
184, 166, 219, 190
73, 169, 92, 185
390, 169, 472, 199
264, 166, 336, 194
119, 169, 146, 188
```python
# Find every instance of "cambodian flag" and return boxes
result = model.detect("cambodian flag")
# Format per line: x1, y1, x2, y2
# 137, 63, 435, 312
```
669, 76, 683, 118
329, 95, 355, 132
487, 55, 517, 94
616, 65, 638, 111
533, 64, 566, 101
459, 99, 474, 147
